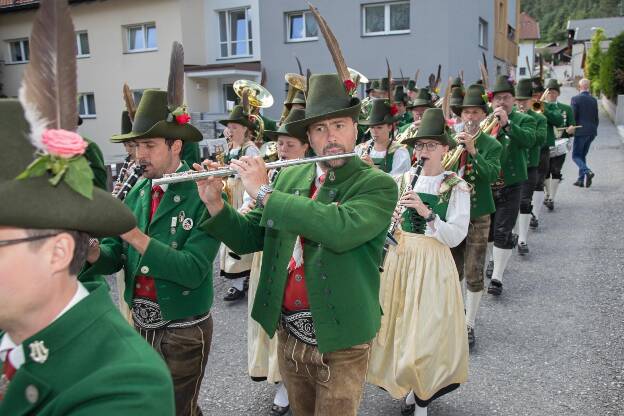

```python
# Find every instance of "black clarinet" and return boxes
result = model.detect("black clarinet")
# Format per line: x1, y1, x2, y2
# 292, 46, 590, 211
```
114, 164, 145, 201
379, 157, 427, 272
115, 155, 132, 188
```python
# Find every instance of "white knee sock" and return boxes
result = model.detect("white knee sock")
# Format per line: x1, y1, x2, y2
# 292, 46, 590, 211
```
414, 404, 428, 416
544, 178, 552, 199
532, 191, 545, 220
550, 179, 561, 201
273, 382, 289, 407
465, 290, 483, 329
231, 277, 245, 291
406, 390, 416, 405
491, 247, 512, 283
486, 242, 494, 263
518, 213, 530, 244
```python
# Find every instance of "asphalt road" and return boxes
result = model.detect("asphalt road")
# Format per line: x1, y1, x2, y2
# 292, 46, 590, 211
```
111, 86, 624, 415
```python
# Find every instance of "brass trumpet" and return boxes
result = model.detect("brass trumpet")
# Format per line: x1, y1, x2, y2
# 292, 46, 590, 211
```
530, 88, 550, 113
442, 114, 499, 169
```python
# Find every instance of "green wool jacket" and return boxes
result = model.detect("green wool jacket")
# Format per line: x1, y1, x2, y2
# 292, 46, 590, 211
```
495, 109, 536, 186
555, 102, 576, 139
396, 111, 413, 130
84, 139, 108, 190
182, 141, 202, 166
526, 109, 547, 167
80, 162, 220, 320
451, 132, 502, 218
543, 102, 565, 147
0, 282, 174, 416
200, 157, 398, 353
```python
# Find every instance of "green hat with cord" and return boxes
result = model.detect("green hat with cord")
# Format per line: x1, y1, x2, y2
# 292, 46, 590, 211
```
452, 84, 489, 117
217, 105, 257, 130
359, 98, 400, 126
400, 108, 450, 146
515, 78, 533, 100
491, 75, 516, 96
544, 78, 561, 93
406, 87, 433, 109
264, 108, 307, 142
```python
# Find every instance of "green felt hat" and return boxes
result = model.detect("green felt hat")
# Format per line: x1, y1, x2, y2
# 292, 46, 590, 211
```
532, 77, 545, 93
515, 78, 533, 100
451, 77, 463, 89
284, 73, 361, 140
406, 87, 433, 109
218, 105, 256, 130
264, 108, 307, 142
407, 79, 417, 92
453, 84, 489, 116
0, 100, 136, 237
367, 79, 380, 93
491, 75, 515, 96
544, 78, 561, 93
284, 90, 306, 108
359, 98, 400, 126
393, 85, 409, 104
111, 90, 202, 143
449, 86, 465, 109
401, 108, 450, 146
376, 77, 390, 92
121, 111, 132, 135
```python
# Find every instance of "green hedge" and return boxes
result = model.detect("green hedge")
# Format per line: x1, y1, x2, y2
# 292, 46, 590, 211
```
599, 31, 624, 100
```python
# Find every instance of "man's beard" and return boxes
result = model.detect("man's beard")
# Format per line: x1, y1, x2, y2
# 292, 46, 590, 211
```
319, 143, 348, 169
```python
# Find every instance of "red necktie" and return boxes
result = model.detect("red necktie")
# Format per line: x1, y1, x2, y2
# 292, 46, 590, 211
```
284, 174, 326, 311
134, 185, 164, 301
2, 350, 16, 381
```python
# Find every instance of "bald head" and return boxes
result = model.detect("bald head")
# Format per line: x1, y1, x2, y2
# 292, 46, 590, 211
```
579, 78, 590, 91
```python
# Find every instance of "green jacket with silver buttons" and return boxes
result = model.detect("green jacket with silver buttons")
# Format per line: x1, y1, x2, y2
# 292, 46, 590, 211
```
495, 108, 536, 186
80, 161, 220, 321
0, 282, 174, 416
199, 157, 398, 353
451, 131, 502, 219
525, 109, 547, 167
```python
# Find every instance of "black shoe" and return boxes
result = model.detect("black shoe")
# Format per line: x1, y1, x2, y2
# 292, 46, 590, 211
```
585, 171, 595, 188
518, 242, 529, 255
270, 404, 290, 416
485, 261, 494, 279
488, 279, 503, 296
223, 287, 245, 301
467, 326, 476, 349
545, 198, 554, 211
530, 215, 539, 230
400, 397, 415, 416
573, 179, 584, 187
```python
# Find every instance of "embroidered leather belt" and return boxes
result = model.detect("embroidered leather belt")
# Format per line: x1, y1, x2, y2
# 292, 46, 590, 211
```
132, 298, 211, 330
281, 309, 317, 346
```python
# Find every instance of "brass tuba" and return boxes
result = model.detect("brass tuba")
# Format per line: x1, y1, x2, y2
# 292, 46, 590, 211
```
280, 73, 307, 124
233, 79, 274, 145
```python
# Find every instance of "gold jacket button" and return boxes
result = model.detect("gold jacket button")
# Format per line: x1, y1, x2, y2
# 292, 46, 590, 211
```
25, 385, 39, 404
140, 266, 150, 274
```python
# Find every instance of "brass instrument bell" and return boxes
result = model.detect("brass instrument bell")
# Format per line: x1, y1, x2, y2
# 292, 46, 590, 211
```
233, 79, 274, 108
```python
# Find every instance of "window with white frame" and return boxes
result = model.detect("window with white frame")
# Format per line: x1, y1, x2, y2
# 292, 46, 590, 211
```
479, 18, 488, 48
126, 23, 157, 53
78, 93, 96, 118
223, 83, 236, 112
286, 11, 318, 42
8, 39, 29, 63
218, 8, 253, 58
76, 31, 90, 57
362, 2, 409, 36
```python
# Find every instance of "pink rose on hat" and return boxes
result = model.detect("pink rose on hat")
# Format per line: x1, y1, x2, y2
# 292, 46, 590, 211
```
41, 129, 88, 158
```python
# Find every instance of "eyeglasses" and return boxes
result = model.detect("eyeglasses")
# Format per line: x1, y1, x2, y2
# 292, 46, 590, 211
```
413, 142, 440, 151
0, 233, 59, 248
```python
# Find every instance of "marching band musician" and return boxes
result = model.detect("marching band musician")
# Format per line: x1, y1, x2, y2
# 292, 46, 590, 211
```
514, 78, 547, 255
82, 88, 220, 416
367, 108, 470, 416
357, 98, 411, 175
400, 87, 434, 135
196, 73, 397, 416
0, 0, 174, 412
218, 105, 261, 302
247, 109, 310, 416
543, 79, 577, 211
393, 85, 414, 129
449, 84, 502, 349
485, 75, 536, 296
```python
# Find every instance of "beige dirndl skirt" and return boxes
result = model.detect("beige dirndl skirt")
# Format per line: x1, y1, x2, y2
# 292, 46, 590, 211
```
367, 230, 468, 400
220, 176, 253, 275
247, 252, 282, 382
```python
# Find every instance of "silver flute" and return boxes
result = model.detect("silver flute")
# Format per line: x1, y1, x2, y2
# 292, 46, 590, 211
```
152, 152, 357, 186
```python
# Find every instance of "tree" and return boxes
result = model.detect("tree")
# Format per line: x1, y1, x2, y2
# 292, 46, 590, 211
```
585, 27, 606, 94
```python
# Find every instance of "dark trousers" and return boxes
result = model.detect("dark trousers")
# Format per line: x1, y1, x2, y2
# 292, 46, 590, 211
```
548, 154, 566, 180
535, 147, 550, 191
452, 215, 491, 292
136, 316, 213, 416
489, 183, 522, 249
520, 167, 539, 214
572, 135, 595, 179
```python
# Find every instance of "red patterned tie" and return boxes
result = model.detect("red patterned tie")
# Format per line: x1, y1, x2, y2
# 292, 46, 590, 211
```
134, 185, 164, 301
0, 349, 16, 401
284, 174, 326, 311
